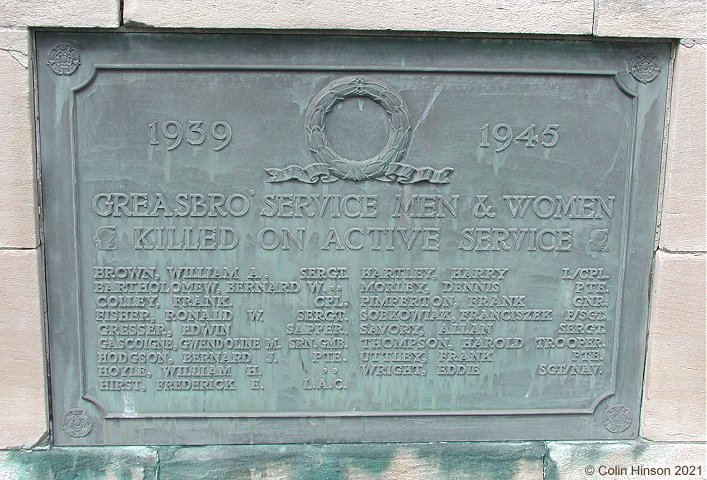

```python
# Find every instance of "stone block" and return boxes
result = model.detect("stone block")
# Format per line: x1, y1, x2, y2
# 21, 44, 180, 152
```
547, 441, 707, 479
0, 444, 542, 479
595, 0, 706, 38
0, 447, 158, 479
643, 251, 706, 441
0, 29, 37, 248
660, 44, 706, 252
123, 0, 593, 34
0, 0, 119, 28
0, 249, 47, 449
158, 443, 545, 479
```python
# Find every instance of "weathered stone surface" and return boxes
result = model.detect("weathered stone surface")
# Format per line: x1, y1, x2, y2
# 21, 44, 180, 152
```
660, 44, 706, 252
0, 447, 158, 479
347, 447, 543, 480
0, 0, 119, 27
0, 28, 26, 55
158, 443, 544, 479
595, 0, 706, 37
123, 0, 593, 34
643, 251, 706, 441
0, 29, 37, 248
547, 441, 707, 479
0, 442, 704, 479
0, 249, 47, 449
0, 444, 542, 478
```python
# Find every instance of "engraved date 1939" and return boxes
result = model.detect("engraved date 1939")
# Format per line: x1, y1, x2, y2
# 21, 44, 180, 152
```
480, 123, 559, 152
148, 120, 232, 151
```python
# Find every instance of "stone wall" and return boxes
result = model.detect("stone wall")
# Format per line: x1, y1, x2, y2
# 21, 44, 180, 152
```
0, 0, 704, 478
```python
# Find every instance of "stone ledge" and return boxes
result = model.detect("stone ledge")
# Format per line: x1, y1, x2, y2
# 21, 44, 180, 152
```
547, 441, 707, 479
0, 443, 544, 479
123, 0, 594, 35
158, 443, 545, 479
0, 447, 158, 479
2, 442, 705, 479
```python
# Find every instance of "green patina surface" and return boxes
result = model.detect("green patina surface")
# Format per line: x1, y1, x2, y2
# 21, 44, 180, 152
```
6, 446, 158, 480
543, 440, 652, 480
415, 442, 544, 479
4, 442, 545, 479
6, 440, 700, 479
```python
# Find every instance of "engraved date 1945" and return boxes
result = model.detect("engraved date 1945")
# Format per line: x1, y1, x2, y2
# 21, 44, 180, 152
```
480, 123, 559, 152
148, 120, 232, 151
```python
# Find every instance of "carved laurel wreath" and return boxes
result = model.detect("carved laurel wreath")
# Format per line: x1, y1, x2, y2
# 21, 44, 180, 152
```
304, 76, 411, 181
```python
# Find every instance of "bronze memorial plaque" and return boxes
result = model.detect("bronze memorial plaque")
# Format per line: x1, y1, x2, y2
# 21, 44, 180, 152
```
35, 33, 670, 445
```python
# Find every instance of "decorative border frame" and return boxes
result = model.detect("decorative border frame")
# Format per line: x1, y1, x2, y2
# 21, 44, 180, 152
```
69, 64, 636, 420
